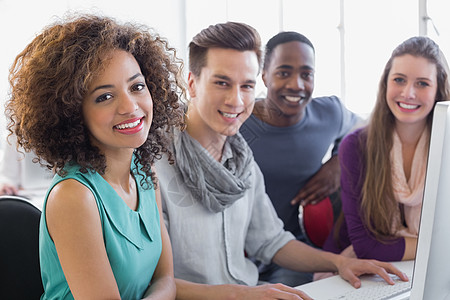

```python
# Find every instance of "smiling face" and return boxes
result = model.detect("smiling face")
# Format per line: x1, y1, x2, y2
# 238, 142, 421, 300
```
386, 54, 438, 129
186, 47, 259, 148
82, 50, 153, 155
262, 41, 315, 126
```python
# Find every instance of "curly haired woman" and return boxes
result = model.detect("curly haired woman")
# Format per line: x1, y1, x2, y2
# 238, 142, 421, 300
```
6, 14, 185, 299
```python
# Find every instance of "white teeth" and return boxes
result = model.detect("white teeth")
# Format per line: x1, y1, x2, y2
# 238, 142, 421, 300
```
115, 119, 141, 129
284, 96, 302, 102
399, 103, 419, 110
221, 112, 238, 118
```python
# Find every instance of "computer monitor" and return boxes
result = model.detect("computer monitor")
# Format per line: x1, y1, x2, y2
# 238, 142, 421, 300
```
410, 101, 450, 300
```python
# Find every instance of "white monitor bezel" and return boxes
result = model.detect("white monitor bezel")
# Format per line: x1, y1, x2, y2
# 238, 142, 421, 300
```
410, 101, 450, 300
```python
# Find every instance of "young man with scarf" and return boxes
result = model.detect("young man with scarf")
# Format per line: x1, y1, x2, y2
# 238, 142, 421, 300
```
155, 22, 408, 300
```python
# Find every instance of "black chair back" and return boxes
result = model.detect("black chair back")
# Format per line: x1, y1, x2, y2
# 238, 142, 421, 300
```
0, 196, 43, 299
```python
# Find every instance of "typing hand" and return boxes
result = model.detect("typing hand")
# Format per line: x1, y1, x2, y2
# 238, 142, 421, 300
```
340, 245, 357, 258
239, 283, 313, 300
336, 257, 409, 288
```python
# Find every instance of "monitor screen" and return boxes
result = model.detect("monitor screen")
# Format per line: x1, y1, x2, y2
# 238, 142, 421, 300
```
410, 101, 450, 300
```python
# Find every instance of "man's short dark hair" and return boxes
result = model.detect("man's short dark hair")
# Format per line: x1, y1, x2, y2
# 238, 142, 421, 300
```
189, 22, 262, 77
263, 31, 315, 70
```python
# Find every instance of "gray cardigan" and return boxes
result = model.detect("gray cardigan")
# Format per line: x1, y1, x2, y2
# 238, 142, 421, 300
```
155, 132, 294, 285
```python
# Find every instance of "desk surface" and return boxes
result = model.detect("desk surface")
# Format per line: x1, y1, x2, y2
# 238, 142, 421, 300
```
295, 260, 414, 300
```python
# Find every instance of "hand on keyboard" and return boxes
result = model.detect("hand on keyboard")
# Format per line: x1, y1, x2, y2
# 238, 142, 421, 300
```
330, 275, 411, 300
336, 257, 409, 288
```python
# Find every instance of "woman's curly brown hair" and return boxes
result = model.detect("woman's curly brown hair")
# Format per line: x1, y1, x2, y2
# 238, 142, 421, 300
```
6, 14, 186, 188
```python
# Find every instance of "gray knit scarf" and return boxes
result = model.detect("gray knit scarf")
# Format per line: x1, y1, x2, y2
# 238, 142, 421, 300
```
174, 130, 253, 213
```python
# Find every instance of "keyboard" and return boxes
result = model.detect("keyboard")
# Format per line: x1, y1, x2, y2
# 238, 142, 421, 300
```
329, 276, 411, 300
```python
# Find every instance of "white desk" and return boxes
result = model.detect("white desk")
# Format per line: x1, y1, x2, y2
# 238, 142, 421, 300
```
295, 260, 414, 300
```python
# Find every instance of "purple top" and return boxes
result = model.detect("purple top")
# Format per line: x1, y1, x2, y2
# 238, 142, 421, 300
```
323, 128, 405, 261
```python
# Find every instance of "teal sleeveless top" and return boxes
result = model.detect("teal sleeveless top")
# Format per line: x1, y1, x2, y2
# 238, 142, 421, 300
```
39, 162, 162, 300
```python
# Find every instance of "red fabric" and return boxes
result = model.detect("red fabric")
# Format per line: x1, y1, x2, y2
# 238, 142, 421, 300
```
302, 197, 334, 248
